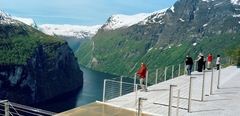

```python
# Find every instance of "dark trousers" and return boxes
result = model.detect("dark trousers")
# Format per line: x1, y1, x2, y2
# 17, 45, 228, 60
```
216, 64, 220, 70
197, 63, 203, 72
186, 65, 192, 75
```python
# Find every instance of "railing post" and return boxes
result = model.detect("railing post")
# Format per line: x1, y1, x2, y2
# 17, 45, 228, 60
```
155, 69, 158, 84
188, 77, 196, 113
194, 61, 197, 71
137, 97, 147, 116
229, 57, 231, 65
201, 71, 206, 101
134, 73, 137, 91
146, 71, 148, 88
135, 84, 138, 105
172, 65, 174, 79
137, 98, 141, 116
4, 100, 9, 116
184, 64, 186, 75
210, 68, 214, 95
164, 67, 167, 81
176, 89, 180, 116
102, 80, 106, 102
168, 85, 177, 116
217, 65, 221, 89
178, 64, 181, 76
120, 76, 123, 96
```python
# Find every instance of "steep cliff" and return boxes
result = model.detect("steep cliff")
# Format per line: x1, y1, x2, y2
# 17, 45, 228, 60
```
0, 11, 83, 104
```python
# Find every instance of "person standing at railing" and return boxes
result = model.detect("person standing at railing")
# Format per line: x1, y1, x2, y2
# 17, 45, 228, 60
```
196, 53, 204, 72
185, 55, 193, 75
207, 53, 213, 70
137, 63, 148, 92
216, 55, 221, 70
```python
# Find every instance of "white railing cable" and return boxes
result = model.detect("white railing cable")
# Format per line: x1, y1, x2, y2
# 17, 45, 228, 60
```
10, 102, 55, 115
9, 102, 21, 116
8, 111, 13, 116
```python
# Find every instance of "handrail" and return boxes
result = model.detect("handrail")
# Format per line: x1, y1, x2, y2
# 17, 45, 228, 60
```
104, 79, 139, 86
102, 57, 232, 116
0, 100, 56, 116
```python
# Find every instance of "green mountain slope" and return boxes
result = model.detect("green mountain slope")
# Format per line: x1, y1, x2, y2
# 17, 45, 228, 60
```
0, 12, 83, 105
0, 23, 64, 65
77, 0, 240, 79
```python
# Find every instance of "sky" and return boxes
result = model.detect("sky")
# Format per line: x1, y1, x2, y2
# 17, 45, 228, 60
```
1, 0, 177, 25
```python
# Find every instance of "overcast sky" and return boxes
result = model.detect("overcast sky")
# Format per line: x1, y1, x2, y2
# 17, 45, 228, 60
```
1, 0, 177, 25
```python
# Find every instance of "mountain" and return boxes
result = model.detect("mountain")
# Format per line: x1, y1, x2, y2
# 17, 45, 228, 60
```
101, 13, 151, 30
13, 12, 161, 39
101, 10, 167, 30
38, 24, 101, 39
0, 11, 83, 105
10, 15, 101, 40
11, 16, 38, 28
77, 0, 240, 81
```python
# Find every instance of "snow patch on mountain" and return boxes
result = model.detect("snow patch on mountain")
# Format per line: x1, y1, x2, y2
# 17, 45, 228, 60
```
233, 14, 240, 17
0, 11, 37, 27
231, 0, 240, 5
140, 8, 167, 25
12, 16, 37, 27
179, 18, 185, 22
203, 23, 208, 27
202, 0, 215, 2
39, 24, 102, 39
102, 13, 151, 30
0, 11, 16, 25
214, 2, 224, 6
170, 6, 175, 13
193, 43, 197, 46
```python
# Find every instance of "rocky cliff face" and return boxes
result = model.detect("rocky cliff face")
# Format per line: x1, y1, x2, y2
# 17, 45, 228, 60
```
0, 12, 83, 105
0, 43, 83, 104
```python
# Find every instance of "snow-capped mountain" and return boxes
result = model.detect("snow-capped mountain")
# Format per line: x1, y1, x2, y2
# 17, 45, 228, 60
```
101, 8, 171, 30
0, 11, 17, 24
102, 13, 152, 30
202, 0, 240, 5
139, 9, 167, 25
0, 11, 100, 39
38, 24, 102, 39
0, 11, 37, 27
11, 16, 37, 27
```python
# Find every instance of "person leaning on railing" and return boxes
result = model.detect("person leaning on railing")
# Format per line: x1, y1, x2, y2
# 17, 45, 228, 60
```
136, 63, 148, 92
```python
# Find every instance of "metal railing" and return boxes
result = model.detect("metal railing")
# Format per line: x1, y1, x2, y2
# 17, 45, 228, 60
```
0, 100, 55, 116
102, 78, 139, 102
102, 56, 232, 116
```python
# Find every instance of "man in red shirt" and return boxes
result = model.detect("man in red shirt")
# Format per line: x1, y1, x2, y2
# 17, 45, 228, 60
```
137, 63, 148, 92
207, 53, 213, 70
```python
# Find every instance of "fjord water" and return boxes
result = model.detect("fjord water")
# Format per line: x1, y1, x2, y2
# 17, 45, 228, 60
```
37, 65, 118, 112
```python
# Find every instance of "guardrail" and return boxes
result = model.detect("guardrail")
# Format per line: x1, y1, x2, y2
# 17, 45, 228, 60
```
102, 56, 231, 116
102, 78, 140, 102
0, 100, 55, 116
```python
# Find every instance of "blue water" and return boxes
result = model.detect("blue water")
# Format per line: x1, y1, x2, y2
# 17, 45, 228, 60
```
36, 65, 119, 113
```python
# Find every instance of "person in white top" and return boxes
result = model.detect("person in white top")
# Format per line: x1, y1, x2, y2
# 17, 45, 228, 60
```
216, 55, 221, 70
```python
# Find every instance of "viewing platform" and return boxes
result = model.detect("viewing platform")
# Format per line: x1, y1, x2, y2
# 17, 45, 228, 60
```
56, 66, 240, 116
1, 65, 238, 116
